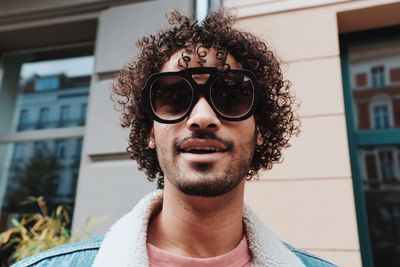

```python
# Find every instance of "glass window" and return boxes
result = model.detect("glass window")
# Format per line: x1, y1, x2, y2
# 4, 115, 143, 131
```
350, 43, 399, 131
34, 141, 48, 154
1, 138, 84, 229
0, 47, 93, 231
35, 76, 60, 91
378, 150, 397, 182
360, 146, 400, 265
60, 105, 70, 127
37, 107, 50, 129
55, 140, 66, 158
373, 104, 390, 129
17, 109, 29, 131
344, 34, 400, 266
75, 138, 83, 157
371, 66, 385, 88
80, 103, 88, 126
13, 143, 24, 161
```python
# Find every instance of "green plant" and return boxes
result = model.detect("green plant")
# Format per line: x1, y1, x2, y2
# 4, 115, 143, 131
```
0, 197, 71, 266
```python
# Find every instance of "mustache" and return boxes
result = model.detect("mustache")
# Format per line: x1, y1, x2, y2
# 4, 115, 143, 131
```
174, 131, 234, 151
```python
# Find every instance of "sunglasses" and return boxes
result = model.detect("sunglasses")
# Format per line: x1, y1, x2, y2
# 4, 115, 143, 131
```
141, 67, 261, 124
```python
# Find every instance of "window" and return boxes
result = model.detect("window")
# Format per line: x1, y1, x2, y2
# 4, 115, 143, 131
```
371, 66, 385, 88
378, 150, 396, 181
12, 144, 24, 161
37, 107, 50, 129
80, 103, 88, 125
0, 46, 93, 230
34, 141, 47, 154
369, 94, 393, 130
341, 29, 400, 267
373, 104, 390, 129
60, 105, 70, 127
35, 76, 60, 91
17, 109, 29, 131
75, 138, 83, 157
55, 140, 66, 158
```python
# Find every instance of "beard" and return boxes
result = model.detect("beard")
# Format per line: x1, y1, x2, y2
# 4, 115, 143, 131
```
156, 131, 256, 197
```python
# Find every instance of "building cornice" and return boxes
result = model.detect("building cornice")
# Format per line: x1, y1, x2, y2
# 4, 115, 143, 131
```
223, 0, 348, 18
0, 0, 144, 28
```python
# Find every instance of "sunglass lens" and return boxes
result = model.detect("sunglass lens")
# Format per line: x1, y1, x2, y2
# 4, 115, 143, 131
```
210, 73, 255, 118
150, 76, 193, 121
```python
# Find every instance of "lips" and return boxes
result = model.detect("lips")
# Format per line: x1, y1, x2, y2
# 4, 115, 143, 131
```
178, 139, 227, 154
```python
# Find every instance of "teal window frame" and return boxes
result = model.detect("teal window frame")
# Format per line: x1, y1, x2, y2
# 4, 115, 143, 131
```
340, 25, 400, 267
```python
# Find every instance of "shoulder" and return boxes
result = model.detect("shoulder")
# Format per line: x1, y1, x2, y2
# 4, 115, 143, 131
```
284, 243, 337, 267
11, 236, 103, 267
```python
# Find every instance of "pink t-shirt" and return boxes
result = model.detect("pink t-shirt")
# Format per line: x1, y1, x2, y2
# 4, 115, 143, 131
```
147, 235, 252, 267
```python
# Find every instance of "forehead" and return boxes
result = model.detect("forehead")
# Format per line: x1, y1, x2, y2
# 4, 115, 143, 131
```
161, 47, 241, 72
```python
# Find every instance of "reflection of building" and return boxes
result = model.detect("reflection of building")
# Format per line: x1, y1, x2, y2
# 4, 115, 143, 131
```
362, 146, 400, 188
351, 52, 400, 130
4, 74, 89, 211
17, 74, 89, 131
350, 48, 400, 190
350, 43, 400, 266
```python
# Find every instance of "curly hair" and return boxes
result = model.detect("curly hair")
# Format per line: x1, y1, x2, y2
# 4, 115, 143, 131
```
112, 11, 300, 189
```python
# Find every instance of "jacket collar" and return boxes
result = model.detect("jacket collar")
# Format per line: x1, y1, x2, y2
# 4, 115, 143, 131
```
93, 190, 305, 267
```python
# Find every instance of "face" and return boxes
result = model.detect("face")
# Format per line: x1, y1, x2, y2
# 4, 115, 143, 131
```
148, 47, 263, 197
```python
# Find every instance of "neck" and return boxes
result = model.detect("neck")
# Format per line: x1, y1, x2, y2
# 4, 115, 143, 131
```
147, 179, 245, 258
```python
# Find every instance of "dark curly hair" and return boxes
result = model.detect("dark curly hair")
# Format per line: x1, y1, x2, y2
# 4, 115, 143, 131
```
112, 11, 300, 189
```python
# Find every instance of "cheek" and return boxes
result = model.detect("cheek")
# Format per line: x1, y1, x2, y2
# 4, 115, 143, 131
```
153, 123, 178, 145
225, 119, 257, 144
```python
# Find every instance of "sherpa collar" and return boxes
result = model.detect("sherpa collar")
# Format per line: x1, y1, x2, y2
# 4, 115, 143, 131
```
92, 190, 305, 267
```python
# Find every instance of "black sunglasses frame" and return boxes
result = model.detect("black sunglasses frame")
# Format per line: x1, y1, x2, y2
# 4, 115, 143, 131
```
141, 67, 262, 124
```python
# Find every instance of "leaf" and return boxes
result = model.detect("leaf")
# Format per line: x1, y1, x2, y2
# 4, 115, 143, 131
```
0, 229, 17, 245
1, 196, 100, 264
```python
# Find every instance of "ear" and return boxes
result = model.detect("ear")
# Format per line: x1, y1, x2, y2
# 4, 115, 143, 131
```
256, 127, 263, 146
148, 128, 156, 149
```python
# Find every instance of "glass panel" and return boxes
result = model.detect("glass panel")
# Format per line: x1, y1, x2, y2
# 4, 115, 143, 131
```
349, 40, 400, 131
360, 146, 400, 266
0, 50, 93, 232
8, 56, 93, 133
0, 138, 83, 230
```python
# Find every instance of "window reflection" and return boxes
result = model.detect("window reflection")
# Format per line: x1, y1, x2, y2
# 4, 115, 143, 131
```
349, 38, 400, 266
0, 138, 83, 229
372, 104, 390, 129
0, 53, 93, 231
361, 146, 400, 265
350, 42, 400, 131
371, 66, 386, 88
16, 73, 90, 132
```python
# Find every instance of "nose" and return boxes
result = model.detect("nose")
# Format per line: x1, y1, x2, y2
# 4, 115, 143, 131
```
186, 97, 221, 131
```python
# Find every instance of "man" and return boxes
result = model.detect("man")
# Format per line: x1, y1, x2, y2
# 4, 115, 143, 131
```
13, 11, 336, 267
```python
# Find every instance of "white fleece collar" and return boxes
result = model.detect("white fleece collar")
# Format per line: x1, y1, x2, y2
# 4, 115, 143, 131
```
93, 190, 305, 267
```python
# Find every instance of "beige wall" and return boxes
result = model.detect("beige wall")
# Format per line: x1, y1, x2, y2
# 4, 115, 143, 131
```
235, 1, 400, 266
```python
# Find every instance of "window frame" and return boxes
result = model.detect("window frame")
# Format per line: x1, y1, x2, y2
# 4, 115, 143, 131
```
0, 43, 94, 219
369, 97, 394, 130
340, 25, 400, 267
371, 65, 386, 88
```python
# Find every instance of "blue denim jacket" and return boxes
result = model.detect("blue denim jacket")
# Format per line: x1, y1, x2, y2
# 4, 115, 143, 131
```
12, 236, 336, 267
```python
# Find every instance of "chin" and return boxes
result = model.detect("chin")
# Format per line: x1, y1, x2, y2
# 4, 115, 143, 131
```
173, 174, 243, 197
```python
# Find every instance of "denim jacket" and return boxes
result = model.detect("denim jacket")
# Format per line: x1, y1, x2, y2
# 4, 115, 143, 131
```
13, 191, 337, 267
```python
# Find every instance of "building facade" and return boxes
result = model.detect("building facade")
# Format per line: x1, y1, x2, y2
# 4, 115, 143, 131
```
1, 0, 400, 266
